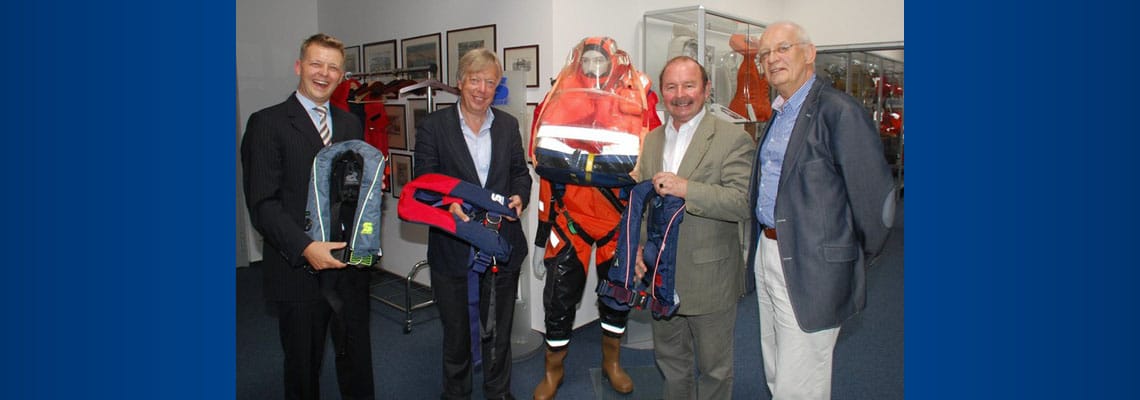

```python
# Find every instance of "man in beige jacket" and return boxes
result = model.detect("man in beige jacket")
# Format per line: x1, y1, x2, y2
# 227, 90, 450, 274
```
636, 56, 756, 400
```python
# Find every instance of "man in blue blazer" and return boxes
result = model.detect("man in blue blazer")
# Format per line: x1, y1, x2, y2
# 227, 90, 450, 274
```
748, 21, 897, 399
241, 34, 375, 399
413, 47, 531, 400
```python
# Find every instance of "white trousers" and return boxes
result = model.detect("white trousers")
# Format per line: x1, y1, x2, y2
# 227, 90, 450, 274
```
755, 234, 841, 400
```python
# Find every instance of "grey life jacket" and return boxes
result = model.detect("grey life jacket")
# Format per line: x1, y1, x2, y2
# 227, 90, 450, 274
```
304, 139, 387, 266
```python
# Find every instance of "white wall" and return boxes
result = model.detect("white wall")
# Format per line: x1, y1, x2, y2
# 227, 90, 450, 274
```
783, 0, 903, 46
236, 0, 903, 331
237, 0, 319, 263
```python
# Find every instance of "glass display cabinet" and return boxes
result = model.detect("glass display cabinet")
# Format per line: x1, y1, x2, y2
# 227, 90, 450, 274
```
816, 44, 905, 188
644, 6, 768, 130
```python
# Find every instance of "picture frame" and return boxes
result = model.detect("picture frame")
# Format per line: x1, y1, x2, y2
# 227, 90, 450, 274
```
446, 24, 496, 85
401, 33, 441, 80
389, 152, 414, 199
362, 40, 397, 73
385, 104, 407, 150
407, 99, 428, 151
344, 45, 361, 74
503, 45, 539, 87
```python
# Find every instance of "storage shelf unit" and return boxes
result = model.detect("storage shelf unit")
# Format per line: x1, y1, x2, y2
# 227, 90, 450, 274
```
816, 43, 905, 188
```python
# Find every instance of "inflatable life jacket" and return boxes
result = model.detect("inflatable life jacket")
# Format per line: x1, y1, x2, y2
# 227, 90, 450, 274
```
727, 34, 772, 122
530, 37, 657, 187
596, 180, 685, 318
397, 173, 518, 273
304, 139, 388, 267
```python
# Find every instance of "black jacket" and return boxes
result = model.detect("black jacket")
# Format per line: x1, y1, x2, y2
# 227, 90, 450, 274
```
241, 94, 363, 301
413, 106, 532, 277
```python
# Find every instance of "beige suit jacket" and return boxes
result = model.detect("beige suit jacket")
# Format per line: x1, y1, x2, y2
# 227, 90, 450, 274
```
638, 112, 756, 315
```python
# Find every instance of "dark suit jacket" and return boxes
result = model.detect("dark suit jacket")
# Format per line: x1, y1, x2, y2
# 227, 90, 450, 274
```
241, 93, 364, 301
637, 114, 756, 315
413, 106, 532, 277
747, 77, 897, 332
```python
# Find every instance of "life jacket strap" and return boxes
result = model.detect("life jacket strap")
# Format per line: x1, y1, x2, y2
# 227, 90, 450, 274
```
596, 280, 678, 318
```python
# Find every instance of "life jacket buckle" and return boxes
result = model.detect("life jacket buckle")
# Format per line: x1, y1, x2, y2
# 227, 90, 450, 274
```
483, 213, 503, 231
629, 290, 649, 309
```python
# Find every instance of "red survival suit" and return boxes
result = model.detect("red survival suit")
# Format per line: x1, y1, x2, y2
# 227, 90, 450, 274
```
529, 37, 661, 399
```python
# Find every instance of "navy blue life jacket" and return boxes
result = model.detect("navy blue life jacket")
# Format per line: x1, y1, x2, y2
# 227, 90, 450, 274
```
304, 139, 387, 267
596, 180, 685, 318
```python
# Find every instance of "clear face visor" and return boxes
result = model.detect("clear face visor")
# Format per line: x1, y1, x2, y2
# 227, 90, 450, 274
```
579, 50, 611, 80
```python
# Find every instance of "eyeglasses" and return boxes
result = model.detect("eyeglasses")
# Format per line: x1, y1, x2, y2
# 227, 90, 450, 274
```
757, 42, 807, 63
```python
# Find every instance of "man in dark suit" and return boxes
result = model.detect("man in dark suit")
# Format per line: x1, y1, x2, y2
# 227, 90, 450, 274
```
241, 33, 374, 400
748, 21, 897, 399
413, 47, 531, 400
636, 56, 756, 400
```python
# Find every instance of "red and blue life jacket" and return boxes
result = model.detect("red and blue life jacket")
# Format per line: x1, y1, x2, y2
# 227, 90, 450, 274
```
397, 173, 518, 273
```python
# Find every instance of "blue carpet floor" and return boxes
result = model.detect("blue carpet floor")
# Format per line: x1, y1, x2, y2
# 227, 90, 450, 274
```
237, 201, 903, 399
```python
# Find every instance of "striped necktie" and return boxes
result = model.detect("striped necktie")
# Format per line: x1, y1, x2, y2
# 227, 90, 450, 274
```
314, 105, 331, 146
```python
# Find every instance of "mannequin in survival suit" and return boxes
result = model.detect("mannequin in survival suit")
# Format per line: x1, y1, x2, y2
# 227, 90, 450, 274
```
529, 37, 661, 399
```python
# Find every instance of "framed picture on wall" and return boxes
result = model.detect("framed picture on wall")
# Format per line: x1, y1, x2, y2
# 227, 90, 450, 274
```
390, 152, 414, 199
385, 104, 406, 150
363, 40, 397, 73
446, 24, 496, 85
401, 33, 441, 80
503, 45, 539, 87
407, 99, 428, 151
344, 45, 361, 74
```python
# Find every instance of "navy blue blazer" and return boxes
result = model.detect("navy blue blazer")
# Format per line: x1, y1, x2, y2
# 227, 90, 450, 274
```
747, 78, 897, 332
413, 106, 532, 277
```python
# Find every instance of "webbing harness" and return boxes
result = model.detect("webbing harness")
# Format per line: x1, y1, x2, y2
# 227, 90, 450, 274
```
541, 182, 627, 250
596, 180, 685, 318
397, 173, 519, 355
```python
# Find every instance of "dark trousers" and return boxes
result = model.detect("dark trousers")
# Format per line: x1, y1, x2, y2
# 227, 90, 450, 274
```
276, 268, 374, 400
543, 251, 629, 342
432, 267, 519, 399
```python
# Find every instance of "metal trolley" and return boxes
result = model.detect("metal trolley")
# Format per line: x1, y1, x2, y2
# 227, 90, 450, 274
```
370, 260, 434, 333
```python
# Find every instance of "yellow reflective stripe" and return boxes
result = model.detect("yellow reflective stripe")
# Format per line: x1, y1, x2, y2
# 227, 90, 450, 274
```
585, 154, 595, 183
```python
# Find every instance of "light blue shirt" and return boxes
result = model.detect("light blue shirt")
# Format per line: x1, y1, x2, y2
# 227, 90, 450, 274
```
295, 92, 332, 134
756, 74, 815, 227
458, 107, 494, 187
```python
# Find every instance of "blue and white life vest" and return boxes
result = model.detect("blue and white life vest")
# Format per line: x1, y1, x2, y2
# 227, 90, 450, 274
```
304, 139, 387, 266
597, 180, 685, 318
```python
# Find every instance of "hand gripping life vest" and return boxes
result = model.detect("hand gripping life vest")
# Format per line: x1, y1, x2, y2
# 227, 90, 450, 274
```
396, 173, 518, 273
304, 139, 388, 267
530, 37, 657, 187
596, 180, 685, 318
